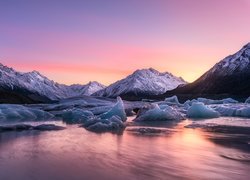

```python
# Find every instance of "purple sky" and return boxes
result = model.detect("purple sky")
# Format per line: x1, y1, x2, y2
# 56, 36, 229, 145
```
1, 0, 250, 85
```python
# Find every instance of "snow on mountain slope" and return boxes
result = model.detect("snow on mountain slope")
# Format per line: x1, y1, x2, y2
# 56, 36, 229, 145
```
201, 42, 250, 80
163, 42, 250, 100
93, 68, 186, 98
69, 81, 106, 96
0, 63, 105, 100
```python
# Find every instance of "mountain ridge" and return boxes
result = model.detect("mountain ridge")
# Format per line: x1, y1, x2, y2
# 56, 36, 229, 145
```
0, 63, 105, 103
159, 42, 250, 102
93, 68, 187, 98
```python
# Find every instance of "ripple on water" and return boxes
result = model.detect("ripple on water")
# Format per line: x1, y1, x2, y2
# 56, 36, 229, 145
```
220, 153, 250, 163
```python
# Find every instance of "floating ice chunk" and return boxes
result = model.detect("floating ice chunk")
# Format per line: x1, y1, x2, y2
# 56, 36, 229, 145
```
236, 107, 250, 117
245, 97, 250, 103
0, 104, 54, 121
99, 97, 127, 122
222, 98, 238, 104
134, 104, 184, 121
187, 102, 220, 119
214, 105, 237, 116
62, 108, 94, 124
82, 115, 125, 133
213, 104, 250, 117
197, 98, 238, 105
89, 106, 113, 115
164, 96, 181, 105
183, 100, 191, 109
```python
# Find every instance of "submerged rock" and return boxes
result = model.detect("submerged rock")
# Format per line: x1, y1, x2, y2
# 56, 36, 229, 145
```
126, 128, 166, 134
0, 124, 33, 132
34, 124, 66, 131
185, 123, 250, 135
0, 124, 65, 132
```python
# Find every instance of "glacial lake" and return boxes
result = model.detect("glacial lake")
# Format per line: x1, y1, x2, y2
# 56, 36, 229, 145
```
0, 117, 250, 180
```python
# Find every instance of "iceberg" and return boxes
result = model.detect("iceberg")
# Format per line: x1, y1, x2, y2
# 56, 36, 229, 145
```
0, 104, 54, 121
81, 115, 125, 133
164, 96, 181, 106
62, 108, 94, 124
235, 107, 250, 117
183, 98, 238, 106
134, 104, 184, 121
213, 105, 238, 117
245, 97, 250, 103
213, 104, 250, 118
98, 97, 127, 122
197, 97, 238, 105
187, 102, 220, 119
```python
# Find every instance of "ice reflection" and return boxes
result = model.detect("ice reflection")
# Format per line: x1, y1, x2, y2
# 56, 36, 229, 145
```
0, 119, 249, 180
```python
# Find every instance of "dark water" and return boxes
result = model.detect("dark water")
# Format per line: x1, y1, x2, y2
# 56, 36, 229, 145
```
0, 118, 250, 180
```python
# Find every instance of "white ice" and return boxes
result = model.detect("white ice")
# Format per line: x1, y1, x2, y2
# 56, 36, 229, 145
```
82, 115, 125, 133
187, 102, 220, 119
98, 97, 127, 122
134, 104, 184, 121
164, 95, 181, 106
0, 104, 54, 121
62, 108, 94, 123
245, 97, 250, 103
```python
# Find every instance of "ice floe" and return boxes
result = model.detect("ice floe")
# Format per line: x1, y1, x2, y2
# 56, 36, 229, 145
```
134, 104, 184, 121
62, 108, 94, 124
245, 97, 250, 103
98, 97, 127, 122
81, 115, 125, 133
187, 102, 220, 119
0, 104, 54, 121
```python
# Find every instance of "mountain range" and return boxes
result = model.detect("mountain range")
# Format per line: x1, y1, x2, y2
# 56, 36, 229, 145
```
0, 64, 105, 103
0, 42, 249, 103
93, 68, 186, 100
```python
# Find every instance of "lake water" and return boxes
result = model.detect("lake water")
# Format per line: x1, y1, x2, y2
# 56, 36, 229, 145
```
0, 118, 250, 180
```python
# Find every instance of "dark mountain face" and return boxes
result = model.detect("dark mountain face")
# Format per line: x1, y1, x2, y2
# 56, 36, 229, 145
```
162, 43, 250, 102
0, 86, 52, 104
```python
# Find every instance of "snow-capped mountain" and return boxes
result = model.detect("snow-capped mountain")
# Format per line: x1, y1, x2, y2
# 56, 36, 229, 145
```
201, 42, 250, 80
165, 42, 250, 100
69, 81, 106, 96
93, 68, 186, 99
0, 63, 105, 103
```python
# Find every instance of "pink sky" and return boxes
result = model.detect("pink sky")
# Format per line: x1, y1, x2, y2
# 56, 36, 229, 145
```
0, 0, 250, 85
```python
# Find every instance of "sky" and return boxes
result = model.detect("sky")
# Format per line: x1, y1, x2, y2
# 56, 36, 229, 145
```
0, 0, 250, 85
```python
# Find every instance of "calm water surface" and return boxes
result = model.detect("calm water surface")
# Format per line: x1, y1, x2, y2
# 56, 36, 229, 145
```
0, 118, 250, 180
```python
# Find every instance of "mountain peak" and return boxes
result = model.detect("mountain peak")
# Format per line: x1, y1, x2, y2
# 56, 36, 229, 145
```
93, 68, 187, 98
133, 68, 158, 75
171, 42, 250, 97
243, 42, 250, 48
0, 63, 15, 73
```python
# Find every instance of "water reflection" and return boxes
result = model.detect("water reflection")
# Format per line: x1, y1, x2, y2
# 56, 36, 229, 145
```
0, 120, 249, 180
